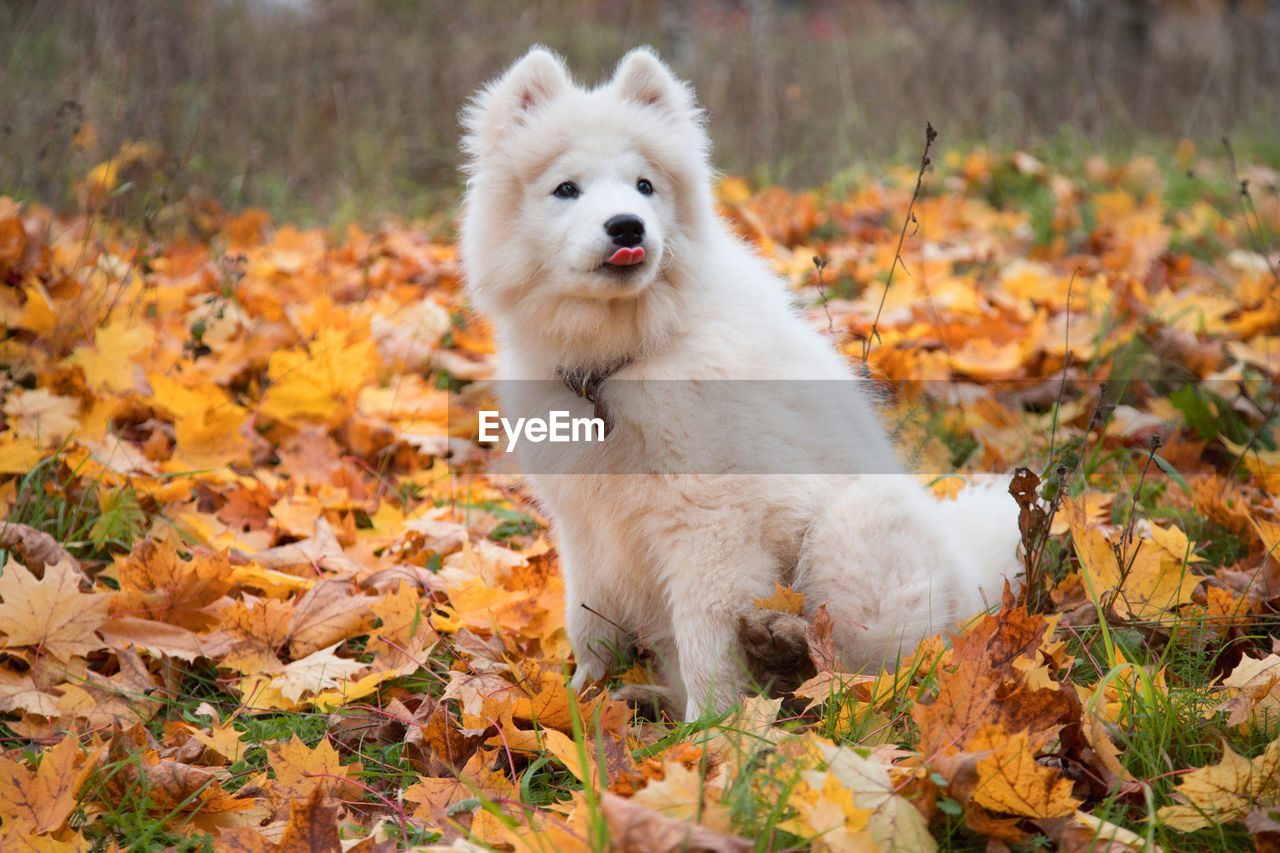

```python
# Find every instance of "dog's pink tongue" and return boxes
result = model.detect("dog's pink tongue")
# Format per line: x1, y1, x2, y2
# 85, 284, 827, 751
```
607, 246, 645, 266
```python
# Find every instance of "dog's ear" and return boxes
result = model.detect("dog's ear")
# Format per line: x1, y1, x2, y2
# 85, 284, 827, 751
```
611, 47, 695, 117
462, 47, 571, 159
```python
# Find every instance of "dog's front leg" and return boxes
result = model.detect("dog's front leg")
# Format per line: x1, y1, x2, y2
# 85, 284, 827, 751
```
664, 548, 780, 721
566, 592, 631, 689
561, 543, 636, 689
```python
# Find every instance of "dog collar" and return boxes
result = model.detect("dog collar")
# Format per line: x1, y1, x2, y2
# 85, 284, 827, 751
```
554, 357, 633, 435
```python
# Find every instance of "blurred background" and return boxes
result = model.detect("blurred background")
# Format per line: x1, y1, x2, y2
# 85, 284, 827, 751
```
2, 0, 1278, 225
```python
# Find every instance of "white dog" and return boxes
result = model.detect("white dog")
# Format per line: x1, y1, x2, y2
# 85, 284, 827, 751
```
460, 47, 1021, 721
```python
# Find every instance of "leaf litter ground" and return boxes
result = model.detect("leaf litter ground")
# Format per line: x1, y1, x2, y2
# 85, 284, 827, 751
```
0, 145, 1279, 851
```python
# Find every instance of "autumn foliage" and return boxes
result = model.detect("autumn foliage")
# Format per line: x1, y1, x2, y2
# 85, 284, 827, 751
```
1, 145, 1279, 850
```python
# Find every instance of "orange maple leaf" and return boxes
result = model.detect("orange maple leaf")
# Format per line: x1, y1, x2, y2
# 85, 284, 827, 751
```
111, 540, 233, 631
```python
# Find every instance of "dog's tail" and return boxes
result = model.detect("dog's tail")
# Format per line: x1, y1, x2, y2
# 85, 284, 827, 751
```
936, 477, 1024, 610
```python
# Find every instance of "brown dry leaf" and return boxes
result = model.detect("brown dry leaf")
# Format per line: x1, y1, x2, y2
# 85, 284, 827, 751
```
442, 669, 516, 717
1157, 736, 1280, 831
0, 668, 58, 716
55, 645, 164, 728
414, 703, 486, 772
218, 596, 293, 674
150, 766, 261, 833
1008, 466, 1047, 548
1245, 808, 1280, 853
601, 791, 752, 853
97, 616, 234, 661
251, 517, 365, 577
276, 786, 342, 853
0, 522, 83, 582
753, 582, 805, 615
805, 603, 840, 673
915, 597, 1072, 758
215, 827, 279, 853
286, 579, 373, 659
0, 735, 104, 834
0, 557, 110, 665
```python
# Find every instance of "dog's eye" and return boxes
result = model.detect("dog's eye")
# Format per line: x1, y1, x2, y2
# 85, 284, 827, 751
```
553, 181, 580, 199
636, 178, 654, 196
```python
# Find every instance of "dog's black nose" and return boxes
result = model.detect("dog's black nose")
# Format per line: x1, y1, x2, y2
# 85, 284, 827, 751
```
604, 214, 645, 247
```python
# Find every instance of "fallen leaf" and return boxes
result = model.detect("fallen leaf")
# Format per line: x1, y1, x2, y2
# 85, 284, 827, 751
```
266, 735, 363, 813
268, 643, 369, 703
601, 791, 752, 853
0, 557, 110, 665
0, 735, 104, 834
753, 582, 805, 615
1157, 737, 1280, 831
969, 726, 1081, 818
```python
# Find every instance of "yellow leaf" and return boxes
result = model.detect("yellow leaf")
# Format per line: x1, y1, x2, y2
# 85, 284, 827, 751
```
970, 726, 1081, 818
812, 738, 936, 852
225, 561, 313, 597
311, 665, 413, 712
405, 751, 514, 826
631, 761, 733, 834
188, 721, 249, 765
1071, 522, 1199, 620
147, 373, 249, 468
790, 772, 875, 853
1157, 737, 1280, 831
0, 432, 44, 474
753, 582, 805, 615
64, 319, 152, 393
0, 557, 110, 664
259, 327, 379, 424
717, 176, 752, 204
1148, 522, 1200, 563
1215, 654, 1280, 730
266, 734, 363, 808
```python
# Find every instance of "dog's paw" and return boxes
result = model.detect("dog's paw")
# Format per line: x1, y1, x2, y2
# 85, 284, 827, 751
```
612, 684, 681, 721
738, 609, 809, 668
737, 609, 817, 695
569, 659, 606, 691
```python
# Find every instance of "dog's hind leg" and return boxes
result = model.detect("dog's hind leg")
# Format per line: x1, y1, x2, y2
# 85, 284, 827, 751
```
736, 608, 816, 695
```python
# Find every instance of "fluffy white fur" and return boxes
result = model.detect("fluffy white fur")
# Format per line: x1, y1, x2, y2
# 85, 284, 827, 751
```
460, 47, 1021, 720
